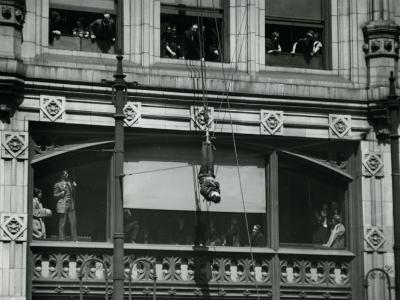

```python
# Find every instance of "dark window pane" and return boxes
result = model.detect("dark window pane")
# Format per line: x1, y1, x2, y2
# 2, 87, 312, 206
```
279, 156, 347, 248
266, 0, 323, 20
49, 8, 116, 53
160, 5, 225, 62
124, 209, 265, 247
33, 155, 109, 242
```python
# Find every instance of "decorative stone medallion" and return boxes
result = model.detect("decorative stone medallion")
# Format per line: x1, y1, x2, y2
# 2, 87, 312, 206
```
40, 95, 66, 122
362, 153, 384, 177
191, 106, 214, 131
364, 226, 386, 252
329, 115, 351, 138
1, 131, 28, 159
260, 110, 283, 135
0, 214, 27, 241
123, 101, 141, 127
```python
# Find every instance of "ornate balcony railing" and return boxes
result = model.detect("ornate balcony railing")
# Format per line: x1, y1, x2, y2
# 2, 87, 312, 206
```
31, 242, 353, 299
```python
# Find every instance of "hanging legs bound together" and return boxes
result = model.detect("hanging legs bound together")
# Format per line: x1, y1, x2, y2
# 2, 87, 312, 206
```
198, 138, 221, 203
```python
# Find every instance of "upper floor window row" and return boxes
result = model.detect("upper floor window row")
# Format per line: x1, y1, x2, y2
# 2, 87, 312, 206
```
48, 0, 329, 69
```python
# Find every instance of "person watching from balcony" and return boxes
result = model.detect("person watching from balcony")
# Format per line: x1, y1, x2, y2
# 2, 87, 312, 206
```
73, 17, 89, 39
323, 214, 345, 248
198, 137, 221, 204
32, 188, 52, 240
163, 24, 182, 59
89, 13, 115, 42
183, 23, 201, 60
53, 170, 78, 241
225, 217, 241, 246
265, 31, 282, 54
312, 203, 330, 244
49, 10, 63, 44
250, 224, 265, 247
291, 30, 322, 61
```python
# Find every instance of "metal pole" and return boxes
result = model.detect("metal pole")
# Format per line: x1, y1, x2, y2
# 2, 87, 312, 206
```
112, 1, 126, 299
388, 72, 400, 300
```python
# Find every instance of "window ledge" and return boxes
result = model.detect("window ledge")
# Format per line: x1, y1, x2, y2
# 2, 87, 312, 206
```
48, 48, 116, 60
278, 247, 355, 257
30, 240, 275, 254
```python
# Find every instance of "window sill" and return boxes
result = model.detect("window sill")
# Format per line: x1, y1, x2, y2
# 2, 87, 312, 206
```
48, 48, 116, 60
30, 240, 275, 254
278, 247, 355, 257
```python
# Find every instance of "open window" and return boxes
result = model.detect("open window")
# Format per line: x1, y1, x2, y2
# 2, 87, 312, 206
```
49, 0, 116, 54
278, 152, 348, 248
32, 142, 111, 242
123, 139, 266, 247
160, 0, 228, 62
265, 0, 330, 69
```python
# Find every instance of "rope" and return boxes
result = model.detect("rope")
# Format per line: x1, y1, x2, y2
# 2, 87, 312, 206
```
209, 1, 261, 299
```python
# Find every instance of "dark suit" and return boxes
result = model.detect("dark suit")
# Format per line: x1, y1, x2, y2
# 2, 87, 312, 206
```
53, 179, 77, 241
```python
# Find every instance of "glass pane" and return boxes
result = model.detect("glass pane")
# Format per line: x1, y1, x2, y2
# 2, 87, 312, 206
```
49, 8, 116, 53
124, 143, 266, 213
161, 0, 223, 9
265, 0, 323, 20
33, 156, 109, 242
124, 209, 266, 247
279, 156, 347, 248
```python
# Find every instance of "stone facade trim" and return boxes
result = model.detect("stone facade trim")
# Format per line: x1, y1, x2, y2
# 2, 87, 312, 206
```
0, 213, 27, 241
190, 106, 215, 132
40, 95, 66, 122
123, 101, 141, 127
260, 110, 283, 135
329, 115, 351, 139
1, 131, 28, 159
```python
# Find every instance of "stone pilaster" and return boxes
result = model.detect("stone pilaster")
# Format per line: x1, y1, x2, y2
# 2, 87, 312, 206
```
0, 0, 26, 122
362, 18, 400, 87
0, 115, 29, 300
361, 130, 395, 300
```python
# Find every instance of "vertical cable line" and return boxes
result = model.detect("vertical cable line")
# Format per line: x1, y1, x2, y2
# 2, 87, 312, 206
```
210, 1, 261, 299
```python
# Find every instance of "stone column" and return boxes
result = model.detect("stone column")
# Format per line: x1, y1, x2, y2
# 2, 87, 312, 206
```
362, 0, 400, 87
361, 131, 396, 300
0, 124, 29, 300
0, 1, 28, 299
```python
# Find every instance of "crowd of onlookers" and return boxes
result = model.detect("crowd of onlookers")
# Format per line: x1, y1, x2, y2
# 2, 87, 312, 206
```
49, 9, 323, 61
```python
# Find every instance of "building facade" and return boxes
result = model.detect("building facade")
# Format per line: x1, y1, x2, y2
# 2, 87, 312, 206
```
0, 0, 399, 299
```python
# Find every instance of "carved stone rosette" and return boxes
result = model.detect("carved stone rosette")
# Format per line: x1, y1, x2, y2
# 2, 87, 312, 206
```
362, 153, 384, 177
123, 101, 141, 127
190, 106, 215, 131
1, 131, 28, 159
362, 20, 400, 60
0, 0, 25, 29
364, 226, 386, 252
329, 115, 351, 139
0, 213, 27, 241
40, 95, 66, 122
260, 110, 283, 135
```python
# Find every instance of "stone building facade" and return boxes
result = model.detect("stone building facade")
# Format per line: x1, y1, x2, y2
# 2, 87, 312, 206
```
0, 0, 399, 300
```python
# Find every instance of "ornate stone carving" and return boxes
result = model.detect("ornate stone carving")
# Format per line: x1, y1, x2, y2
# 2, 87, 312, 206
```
40, 95, 66, 122
1, 131, 28, 159
0, 213, 27, 241
329, 115, 351, 138
362, 20, 400, 60
190, 106, 214, 131
260, 110, 283, 135
0, 0, 25, 28
123, 101, 141, 127
362, 153, 384, 177
365, 226, 386, 252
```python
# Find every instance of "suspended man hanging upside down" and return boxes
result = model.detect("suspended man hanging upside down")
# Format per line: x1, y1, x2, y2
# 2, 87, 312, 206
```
198, 138, 221, 203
